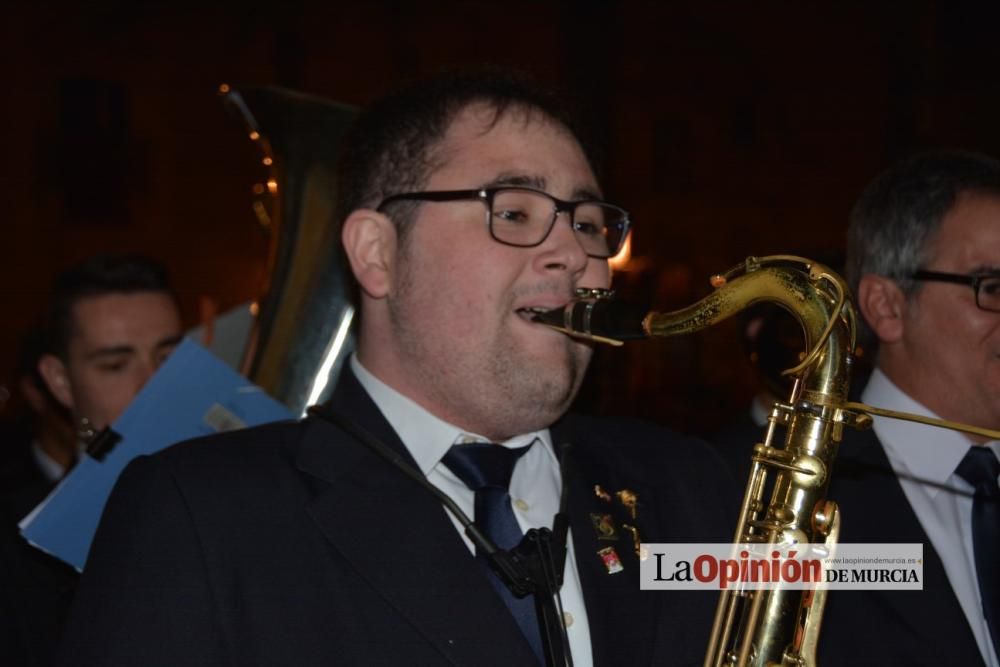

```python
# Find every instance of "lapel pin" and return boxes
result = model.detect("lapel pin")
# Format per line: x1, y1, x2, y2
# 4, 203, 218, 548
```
594, 485, 612, 503
589, 513, 619, 541
622, 523, 644, 558
597, 546, 624, 574
616, 488, 638, 520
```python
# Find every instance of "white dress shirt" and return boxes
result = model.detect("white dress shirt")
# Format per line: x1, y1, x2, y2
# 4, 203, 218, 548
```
865, 369, 1000, 667
350, 355, 594, 666
30, 440, 68, 483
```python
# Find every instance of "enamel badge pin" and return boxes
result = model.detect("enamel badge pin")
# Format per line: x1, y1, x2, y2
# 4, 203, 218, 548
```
597, 546, 624, 574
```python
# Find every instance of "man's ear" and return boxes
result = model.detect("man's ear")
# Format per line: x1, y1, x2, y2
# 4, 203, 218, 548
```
341, 209, 397, 299
37, 354, 75, 411
857, 273, 907, 344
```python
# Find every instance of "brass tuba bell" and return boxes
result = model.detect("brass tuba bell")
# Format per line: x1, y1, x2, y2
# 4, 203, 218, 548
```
220, 84, 358, 416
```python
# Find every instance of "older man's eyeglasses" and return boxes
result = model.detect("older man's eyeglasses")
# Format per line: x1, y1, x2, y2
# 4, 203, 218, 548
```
376, 187, 631, 259
911, 269, 1000, 313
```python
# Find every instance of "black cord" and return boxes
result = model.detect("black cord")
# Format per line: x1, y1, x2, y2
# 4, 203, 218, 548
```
308, 404, 503, 556
534, 524, 574, 667
309, 405, 575, 666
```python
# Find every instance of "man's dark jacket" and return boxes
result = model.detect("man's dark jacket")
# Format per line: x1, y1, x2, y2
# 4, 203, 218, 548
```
820, 427, 986, 666
1, 439, 78, 667
56, 370, 735, 666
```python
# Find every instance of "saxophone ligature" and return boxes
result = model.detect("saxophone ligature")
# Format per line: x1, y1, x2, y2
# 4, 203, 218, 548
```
535, 255, 869, 667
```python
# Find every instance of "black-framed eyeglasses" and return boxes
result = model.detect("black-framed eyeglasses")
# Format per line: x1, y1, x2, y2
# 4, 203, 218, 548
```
376, 186, 631, 259
911, 269, 1000, 313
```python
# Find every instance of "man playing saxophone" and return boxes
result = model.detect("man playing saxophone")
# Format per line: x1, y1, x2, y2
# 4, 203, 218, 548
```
822, 151, 1000, 666
55, 71, 734, 666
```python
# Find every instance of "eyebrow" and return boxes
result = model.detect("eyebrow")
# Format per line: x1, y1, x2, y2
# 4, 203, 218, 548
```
158, 333, 185, 349
84, 333, 184, 361
485, 172, 603, 202
970, 265, 1000, 275
85, 346, 136, 361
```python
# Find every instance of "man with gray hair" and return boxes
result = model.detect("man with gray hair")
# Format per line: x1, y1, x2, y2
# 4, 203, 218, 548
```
822, 151, 1000, 666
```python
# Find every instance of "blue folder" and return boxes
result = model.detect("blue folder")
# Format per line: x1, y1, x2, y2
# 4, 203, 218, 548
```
19, 338, 293, 571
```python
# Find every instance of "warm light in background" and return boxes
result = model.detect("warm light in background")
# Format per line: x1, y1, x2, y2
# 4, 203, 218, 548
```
609, 233, 632, 272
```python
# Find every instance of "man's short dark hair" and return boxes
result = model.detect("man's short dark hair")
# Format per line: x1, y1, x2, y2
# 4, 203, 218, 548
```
333, 69, 602, 241
847, 150, 1000, 297
44, 254, 176, 359
16, 323, 52, 398
846, 150, 1000, 349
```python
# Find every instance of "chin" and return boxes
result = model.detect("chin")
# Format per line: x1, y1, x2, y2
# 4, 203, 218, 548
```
504, 401, 569, 438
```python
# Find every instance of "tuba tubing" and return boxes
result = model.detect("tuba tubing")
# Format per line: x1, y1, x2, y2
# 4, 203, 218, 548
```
220, 85, 359, 416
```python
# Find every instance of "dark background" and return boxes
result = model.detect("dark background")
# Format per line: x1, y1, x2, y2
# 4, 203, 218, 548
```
4, 1, 1000, 435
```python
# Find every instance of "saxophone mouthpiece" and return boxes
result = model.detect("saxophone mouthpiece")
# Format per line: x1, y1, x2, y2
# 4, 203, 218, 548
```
532, 293, 648, 346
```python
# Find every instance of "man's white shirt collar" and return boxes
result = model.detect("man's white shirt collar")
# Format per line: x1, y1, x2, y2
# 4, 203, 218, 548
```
863, 368, 1000, 497
349, 355, 556, 472
30, 440, 66, 483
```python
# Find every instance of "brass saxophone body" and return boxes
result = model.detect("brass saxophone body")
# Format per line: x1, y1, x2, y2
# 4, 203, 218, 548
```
536, 255, 869, 666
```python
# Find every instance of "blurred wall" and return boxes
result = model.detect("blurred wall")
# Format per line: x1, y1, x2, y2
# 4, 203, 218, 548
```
4, 1, 1000, 434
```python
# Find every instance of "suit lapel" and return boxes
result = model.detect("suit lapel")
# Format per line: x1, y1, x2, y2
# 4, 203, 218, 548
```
833, 429, 984, 662
294, 371, 538, 666
555, 421, 660, 667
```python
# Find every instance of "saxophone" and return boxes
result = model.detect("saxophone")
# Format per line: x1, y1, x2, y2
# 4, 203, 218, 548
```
535, 255, 869, 667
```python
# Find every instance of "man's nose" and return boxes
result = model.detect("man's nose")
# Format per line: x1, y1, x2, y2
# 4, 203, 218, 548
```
135, 357, 160, 389
536, 212, 590, 274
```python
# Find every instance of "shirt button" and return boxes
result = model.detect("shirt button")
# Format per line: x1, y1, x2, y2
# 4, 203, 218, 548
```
563, 611, 574, 628
513, 498, 530, 512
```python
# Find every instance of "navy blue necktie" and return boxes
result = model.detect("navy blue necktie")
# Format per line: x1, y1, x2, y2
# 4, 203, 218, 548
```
443, 441, 543, 664
955, 446, 1000, 660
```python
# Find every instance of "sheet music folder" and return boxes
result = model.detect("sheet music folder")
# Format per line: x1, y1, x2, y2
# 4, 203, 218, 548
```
19, 338, 294, 571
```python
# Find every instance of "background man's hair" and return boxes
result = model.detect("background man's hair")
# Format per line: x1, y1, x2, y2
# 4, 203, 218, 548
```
333, 68, 602, 242
44, 254, 176, 359
16, 323, 54, 400
846, 149, 1000, 350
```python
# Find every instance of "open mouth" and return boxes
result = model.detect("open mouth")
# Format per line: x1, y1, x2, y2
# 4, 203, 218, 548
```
515, 306, 555, 322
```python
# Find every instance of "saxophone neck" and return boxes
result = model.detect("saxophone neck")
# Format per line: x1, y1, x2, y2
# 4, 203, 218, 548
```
535, 256, 857, 401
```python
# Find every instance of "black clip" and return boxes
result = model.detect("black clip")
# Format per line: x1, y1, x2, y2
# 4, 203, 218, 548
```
86, 427, 123, 462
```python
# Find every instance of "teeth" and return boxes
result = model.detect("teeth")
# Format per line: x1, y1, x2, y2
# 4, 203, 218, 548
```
517, 306, 553, 314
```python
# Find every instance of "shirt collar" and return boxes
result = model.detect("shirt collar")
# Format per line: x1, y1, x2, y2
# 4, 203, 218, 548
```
863, 368, 1000, 495
30, 440, 67, 483
349, 354, 554, 475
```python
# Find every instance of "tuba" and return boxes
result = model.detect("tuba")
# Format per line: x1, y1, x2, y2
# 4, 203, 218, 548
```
219, 85, 358, 415
536, 255, 867, 666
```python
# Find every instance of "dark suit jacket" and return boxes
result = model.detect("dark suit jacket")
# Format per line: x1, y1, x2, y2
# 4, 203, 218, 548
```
0, 440, 79, 667
55, 371, 736, 666
820, 427, 986, 666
